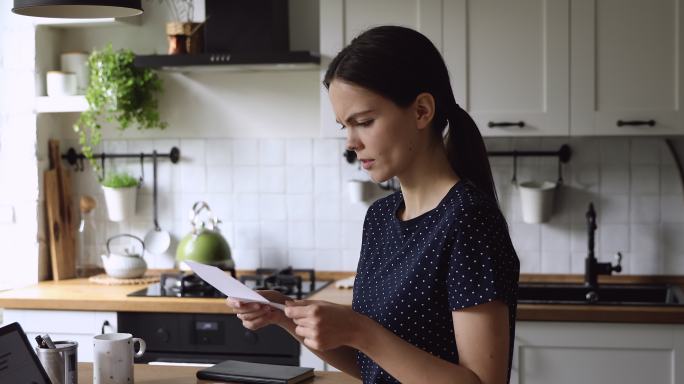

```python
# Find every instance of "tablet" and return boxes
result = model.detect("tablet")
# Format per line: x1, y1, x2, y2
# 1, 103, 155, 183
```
0, 322, 52, 384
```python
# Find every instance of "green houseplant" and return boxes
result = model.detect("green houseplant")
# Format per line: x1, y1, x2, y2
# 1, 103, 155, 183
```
101, 171, 140, 222
74, 43, 167, 179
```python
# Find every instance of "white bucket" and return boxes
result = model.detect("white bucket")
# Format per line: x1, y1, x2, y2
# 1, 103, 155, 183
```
102, 186, 137, 222
518, 181, 557, 223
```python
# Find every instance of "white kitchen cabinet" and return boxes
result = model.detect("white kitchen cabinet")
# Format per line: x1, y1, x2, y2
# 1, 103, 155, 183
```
319, 0, 443, 138
443, 0, 570, 137
3, 309, 117, 362
571, 0, 684, 136
512, 321, 684, 384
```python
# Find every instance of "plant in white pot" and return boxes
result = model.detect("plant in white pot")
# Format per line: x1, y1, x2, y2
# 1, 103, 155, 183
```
101, 172, 139, 222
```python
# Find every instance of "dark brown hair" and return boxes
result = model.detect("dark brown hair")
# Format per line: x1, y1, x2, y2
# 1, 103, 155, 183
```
323, 25, 497, 202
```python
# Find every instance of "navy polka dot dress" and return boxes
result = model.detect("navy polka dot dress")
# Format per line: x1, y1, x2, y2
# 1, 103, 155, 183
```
352, 180, 520, 383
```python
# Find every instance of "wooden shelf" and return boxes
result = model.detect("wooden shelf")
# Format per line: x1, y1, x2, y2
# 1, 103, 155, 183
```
35, 96, 88, 113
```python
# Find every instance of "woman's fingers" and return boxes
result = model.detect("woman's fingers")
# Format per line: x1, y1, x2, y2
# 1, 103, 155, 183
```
237, 306, 272, 321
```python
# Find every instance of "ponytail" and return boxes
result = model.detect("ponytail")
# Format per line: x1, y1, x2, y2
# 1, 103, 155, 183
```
325, 25, 498, 203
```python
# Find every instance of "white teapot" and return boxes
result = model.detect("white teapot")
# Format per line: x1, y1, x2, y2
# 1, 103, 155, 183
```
101, 234, 147, 279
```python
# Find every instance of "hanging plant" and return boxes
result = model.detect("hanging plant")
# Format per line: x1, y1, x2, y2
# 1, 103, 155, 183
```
74, 43, 167, 179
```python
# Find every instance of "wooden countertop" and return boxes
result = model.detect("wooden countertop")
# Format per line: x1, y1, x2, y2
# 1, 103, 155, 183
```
1, 273, 683, 323
77, 363, 359, 383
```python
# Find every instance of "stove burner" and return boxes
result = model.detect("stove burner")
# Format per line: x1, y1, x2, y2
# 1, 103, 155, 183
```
239, 267, 315, 300
160, 268, 236, 297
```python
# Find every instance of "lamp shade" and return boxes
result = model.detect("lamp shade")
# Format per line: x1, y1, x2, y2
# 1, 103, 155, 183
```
12, 0, 143, 19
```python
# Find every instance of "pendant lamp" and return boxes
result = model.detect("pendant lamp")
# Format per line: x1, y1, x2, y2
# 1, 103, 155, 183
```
12, 0, 143, 19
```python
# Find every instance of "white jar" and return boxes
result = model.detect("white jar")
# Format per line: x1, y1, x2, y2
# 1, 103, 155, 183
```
46, 71, 77, 97
60, 52, 89, 94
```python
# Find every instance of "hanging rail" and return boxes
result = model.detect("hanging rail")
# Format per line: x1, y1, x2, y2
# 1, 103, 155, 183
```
61, 147, 181, 180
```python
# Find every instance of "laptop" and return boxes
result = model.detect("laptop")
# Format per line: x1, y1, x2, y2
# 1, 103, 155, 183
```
0, 322, 52, 384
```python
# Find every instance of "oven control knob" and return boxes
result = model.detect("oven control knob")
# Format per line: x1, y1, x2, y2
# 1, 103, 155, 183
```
244, 330, 258, 344
156, 328, 170, 342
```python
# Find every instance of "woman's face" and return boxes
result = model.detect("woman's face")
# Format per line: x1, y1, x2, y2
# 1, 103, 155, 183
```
328, 80, 425, 183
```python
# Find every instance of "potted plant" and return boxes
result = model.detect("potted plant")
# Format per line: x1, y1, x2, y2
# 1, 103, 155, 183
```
101, 171, 140, 222
74, 43, 167, 178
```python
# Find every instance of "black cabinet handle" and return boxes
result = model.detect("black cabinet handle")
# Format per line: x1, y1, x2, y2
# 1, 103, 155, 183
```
616, 119, 655, 127
488, 121, 525, 128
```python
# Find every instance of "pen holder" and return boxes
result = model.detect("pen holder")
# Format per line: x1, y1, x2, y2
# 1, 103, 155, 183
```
35, 341, 78, 384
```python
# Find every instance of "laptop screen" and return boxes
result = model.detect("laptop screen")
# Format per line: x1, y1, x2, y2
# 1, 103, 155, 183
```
0, 322, 51, 384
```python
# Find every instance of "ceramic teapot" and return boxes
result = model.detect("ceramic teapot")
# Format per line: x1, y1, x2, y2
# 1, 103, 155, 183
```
176, 201, 234, 270
101, 234, 148, 279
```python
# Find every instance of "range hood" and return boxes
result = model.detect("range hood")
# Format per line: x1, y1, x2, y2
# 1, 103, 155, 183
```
135, 0, 320, 72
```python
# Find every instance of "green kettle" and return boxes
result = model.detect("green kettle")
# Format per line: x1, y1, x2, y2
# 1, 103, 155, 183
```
176, 201, 235, 270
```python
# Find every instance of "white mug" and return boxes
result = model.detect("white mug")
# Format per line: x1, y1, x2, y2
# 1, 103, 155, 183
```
60, 52, 89, 94
46, 71, 77, 97
93, 333, 146, 384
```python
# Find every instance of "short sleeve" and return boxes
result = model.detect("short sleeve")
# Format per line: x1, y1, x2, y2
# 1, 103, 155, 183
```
446, 203, 517, 310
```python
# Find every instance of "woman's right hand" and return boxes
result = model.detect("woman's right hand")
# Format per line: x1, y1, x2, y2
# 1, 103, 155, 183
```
227, 290, 292, 331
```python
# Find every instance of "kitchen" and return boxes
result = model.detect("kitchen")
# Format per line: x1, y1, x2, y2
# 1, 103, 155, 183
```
1, 0, 684, 383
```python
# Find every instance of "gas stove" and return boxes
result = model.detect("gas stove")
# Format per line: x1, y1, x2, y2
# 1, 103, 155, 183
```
127, 267, 332, 300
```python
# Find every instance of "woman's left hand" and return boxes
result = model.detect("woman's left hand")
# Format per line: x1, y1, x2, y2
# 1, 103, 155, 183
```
284, 300, 364, 351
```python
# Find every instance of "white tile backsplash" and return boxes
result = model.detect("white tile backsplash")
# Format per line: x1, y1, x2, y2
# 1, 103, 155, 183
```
69, 137, 684, 274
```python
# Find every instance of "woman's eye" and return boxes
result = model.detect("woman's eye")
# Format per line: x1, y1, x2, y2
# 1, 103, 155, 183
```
358, 120, 373, 127
338, 124, 346, 130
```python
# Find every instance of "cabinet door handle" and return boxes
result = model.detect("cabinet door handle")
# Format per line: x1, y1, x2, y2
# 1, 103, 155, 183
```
488, 121, 525, 128
616, 119, 655, 127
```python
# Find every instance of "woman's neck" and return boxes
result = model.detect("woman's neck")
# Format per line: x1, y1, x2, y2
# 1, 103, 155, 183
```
396, 144, 460, 221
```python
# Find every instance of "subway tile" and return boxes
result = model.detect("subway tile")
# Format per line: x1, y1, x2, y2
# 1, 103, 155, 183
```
541, 224, 571, 252
233, 166, 259, 193
629, 165, 659, 195
260, 194, 287, 221
314, 249, 342, 271
660, 139, 677, 165
260, 221, 287, 248
660, 166, 682, 194
232, 249, 260, 270
286, 194, 313, 221
259, 139, 286, 166
569, 138, 600, 164
232, 139, 259, 165
315, 221, 341, 249
570, 252, 587, 274
286, 139, 313, 165
180, 139, 206, 165
630, 196, 659, 224
540, 252, 571, 273
342, 221, 364, 250
314, 165, 341, 194
314, 194, 341, 221
630, 138, 661, 165
599, 137, 629, 165
286, 166, 313, 193
630, 224, 659, 254
660, 195, 684, 223
600, 165, 629, 194
206, 139, 232, 165
288, 221, 314, 248
206, 165, 232, 193
518, 251, 541, 273
179, 165, 206, 193
289, 249, 316, 269
510, 222, 540, 252
599, 224, 629, 253
314, 139, 342, 165
598, 195, 629, 224
207, 194, 232, 223
259, 166, 286, 193
233, 195, 259, 221
233, 222, 260, 250
342, 248, 361, 271
261, 248, 289, 268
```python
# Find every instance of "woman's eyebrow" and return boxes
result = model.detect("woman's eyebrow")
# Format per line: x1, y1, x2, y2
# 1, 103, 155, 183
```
336, 109, 375, 124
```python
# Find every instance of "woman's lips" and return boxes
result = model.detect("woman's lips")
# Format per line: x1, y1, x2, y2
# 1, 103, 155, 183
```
360, 159, 375, 169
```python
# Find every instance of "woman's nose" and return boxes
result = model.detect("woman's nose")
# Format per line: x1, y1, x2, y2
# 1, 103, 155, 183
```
346, 131, 363, 152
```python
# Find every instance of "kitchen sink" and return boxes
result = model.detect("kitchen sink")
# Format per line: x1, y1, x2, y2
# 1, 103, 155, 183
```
518, 283, 684, 306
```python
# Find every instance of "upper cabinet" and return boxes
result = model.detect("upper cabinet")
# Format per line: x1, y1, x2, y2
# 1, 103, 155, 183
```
444, 0, 570, 137
319, 0, 443, 138
571, 0, 684, 135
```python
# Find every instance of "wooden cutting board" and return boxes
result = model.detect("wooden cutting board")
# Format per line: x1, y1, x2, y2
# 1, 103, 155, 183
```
45, 140, 76, 280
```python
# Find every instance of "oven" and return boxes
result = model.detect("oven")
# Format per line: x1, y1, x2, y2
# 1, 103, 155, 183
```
120, 267, 331, 366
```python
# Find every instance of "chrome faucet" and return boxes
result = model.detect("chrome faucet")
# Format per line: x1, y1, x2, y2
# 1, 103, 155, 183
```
585, 203, 622, 292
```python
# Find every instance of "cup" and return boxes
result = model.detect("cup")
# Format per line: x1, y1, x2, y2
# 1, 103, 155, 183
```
93, 333, 146, 384
347, 180, 374, 203
60, 52, 89, 94
46, 71, 77, 97
35, 341, 78, 384
518, 181, 557, 223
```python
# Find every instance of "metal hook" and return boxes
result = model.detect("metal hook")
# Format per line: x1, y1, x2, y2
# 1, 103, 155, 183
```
511, 153, 518, 185
557, 156, 564, 185
100, 153, 106, 181
138, 153, 145, 187
78, 157, 84, 172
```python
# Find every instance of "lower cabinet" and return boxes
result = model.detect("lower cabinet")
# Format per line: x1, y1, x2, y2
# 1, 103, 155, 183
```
512, 322, 684, 384
2, 309, 117, 362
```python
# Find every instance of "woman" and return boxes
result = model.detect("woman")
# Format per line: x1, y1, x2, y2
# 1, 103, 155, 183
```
228, 25, 520, 384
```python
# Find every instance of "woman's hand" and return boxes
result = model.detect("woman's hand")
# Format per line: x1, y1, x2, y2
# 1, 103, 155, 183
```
284, 300, 365, 352
227, 290, 292, 331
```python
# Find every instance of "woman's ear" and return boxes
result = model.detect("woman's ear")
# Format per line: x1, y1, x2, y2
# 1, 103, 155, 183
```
414, 93, 436, 130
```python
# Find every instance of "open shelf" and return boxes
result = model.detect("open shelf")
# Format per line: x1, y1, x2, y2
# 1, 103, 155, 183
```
35, 96, 87, 113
